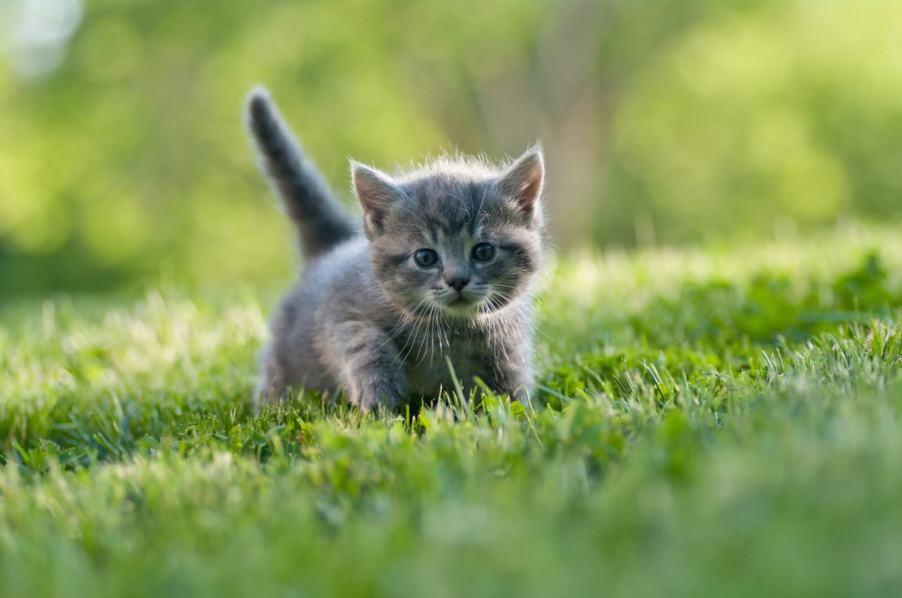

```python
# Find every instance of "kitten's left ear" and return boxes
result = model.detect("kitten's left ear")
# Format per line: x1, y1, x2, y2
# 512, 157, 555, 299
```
498, 145, 544, 226
351, 161, 404, 238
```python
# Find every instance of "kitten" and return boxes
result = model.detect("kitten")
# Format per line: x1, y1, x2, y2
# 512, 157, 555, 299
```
245, 87, 546, 411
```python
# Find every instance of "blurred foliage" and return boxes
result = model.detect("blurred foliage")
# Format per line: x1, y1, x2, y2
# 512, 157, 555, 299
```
1, 0, 901, 294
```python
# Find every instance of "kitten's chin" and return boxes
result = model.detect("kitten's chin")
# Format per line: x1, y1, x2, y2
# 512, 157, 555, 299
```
440, 300, 479, 319
426, 295, 481, 319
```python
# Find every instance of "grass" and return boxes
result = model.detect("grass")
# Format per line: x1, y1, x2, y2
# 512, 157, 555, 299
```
2, 224, 902, 597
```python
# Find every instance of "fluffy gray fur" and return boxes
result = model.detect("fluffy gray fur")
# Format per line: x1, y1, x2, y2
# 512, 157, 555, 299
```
245, 86, 546, 412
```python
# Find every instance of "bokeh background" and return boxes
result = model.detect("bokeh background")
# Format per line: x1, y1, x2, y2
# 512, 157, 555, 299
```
2, 0, 901, 295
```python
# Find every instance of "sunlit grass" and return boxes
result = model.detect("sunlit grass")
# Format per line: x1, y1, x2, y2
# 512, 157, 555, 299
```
1, 225, 901, 597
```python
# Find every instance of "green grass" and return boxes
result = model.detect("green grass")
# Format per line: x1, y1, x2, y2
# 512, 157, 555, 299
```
2, 224, 902, 597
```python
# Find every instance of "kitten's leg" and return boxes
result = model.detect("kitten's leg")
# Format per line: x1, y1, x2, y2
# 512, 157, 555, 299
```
492, 338, 535, 405
497, 368, 534, 405
328, 321, 405, 412
255, 346, 287, 408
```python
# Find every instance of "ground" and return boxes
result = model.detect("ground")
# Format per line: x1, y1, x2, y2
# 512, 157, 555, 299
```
1, 225, 901, 597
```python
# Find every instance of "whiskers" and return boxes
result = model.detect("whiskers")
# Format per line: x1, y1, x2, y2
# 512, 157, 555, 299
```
379, 296, 452, 369
475, 280, 523, 315
378, 279, 531, 372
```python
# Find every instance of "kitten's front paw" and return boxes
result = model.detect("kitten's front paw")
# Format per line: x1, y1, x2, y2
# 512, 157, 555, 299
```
510, 386, 532, 406
349, 380, 404, 413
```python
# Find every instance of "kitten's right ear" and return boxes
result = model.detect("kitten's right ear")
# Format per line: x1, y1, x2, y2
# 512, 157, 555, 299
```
497, 145, 545, 227
351, 161, 403, 237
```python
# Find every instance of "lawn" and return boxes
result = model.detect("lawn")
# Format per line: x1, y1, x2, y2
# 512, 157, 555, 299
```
2, 224, 902, 597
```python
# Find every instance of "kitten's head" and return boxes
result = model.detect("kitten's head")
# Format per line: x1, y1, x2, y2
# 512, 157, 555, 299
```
352, 147, 545, 321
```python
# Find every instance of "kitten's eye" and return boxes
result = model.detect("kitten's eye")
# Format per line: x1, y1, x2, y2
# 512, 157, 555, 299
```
413, 248, 439, 268
471, 243, 496, 262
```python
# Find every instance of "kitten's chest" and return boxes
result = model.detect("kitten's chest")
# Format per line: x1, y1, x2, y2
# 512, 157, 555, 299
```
398, 326, 494, 396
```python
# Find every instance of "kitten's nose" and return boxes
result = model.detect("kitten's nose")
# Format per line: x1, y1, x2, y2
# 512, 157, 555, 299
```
445, 274, 470, 293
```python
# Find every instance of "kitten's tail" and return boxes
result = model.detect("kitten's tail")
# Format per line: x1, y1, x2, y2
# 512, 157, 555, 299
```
245, 86, 357, 258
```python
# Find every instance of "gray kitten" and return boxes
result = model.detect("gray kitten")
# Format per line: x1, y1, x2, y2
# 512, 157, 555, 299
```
245, 87, 546, 412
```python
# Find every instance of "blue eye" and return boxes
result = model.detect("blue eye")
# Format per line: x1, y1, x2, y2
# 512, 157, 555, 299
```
471, 243, 496, 261
413, 248, 439, 268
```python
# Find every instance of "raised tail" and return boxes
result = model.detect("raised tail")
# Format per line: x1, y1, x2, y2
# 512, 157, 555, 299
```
245, 87, 357, 258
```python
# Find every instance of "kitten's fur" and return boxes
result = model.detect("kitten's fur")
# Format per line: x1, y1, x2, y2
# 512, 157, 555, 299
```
246, 87, 546, 411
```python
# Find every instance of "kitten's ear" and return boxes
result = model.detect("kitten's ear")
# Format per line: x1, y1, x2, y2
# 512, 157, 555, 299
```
497, 145, 544, 226
351, 161, 403, 237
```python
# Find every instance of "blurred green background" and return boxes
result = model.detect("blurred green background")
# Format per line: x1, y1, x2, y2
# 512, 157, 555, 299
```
1, 0, 901, 295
